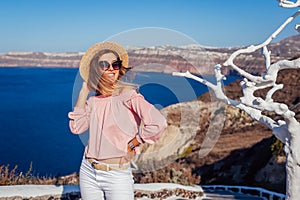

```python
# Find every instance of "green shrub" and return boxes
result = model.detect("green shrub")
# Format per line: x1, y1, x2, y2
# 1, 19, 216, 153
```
271, 138, 285, 156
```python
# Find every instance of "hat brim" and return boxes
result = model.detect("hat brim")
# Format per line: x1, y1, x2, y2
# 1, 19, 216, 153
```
79, 41, 129, 82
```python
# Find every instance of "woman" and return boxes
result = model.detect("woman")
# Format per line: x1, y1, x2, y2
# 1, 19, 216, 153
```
68, 41, 167, 200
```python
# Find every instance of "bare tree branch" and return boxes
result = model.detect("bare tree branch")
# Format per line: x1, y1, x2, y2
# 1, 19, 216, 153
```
262, 46, 271, 70
224, 9, 300, 84
296, 24, 300, 32
173, 66, 291, 144
173, 2, 300, 198
278, 0, 300, 8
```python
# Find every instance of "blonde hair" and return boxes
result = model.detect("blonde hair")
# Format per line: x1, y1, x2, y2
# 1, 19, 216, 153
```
88, 49, 137, 96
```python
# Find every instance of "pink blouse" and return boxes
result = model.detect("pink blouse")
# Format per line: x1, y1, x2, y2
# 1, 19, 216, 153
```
68, 89, 167, 160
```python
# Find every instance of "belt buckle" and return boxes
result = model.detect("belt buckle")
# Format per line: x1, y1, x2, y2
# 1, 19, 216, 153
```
91, 162, 98, 169
91, 161, 109, 171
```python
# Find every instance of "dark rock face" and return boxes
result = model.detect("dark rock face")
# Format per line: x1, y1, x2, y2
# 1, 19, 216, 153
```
194, 136, 275, 185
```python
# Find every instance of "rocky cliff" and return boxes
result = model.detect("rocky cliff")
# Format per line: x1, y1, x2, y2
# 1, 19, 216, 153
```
1, 34, 299, 76
0, 52, 83, 68
128, 34, 300, 75
133, 68, 300, 194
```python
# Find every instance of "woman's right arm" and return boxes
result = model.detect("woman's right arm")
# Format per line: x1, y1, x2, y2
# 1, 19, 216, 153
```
68, 82, 91, 134
75, 82, 90, 108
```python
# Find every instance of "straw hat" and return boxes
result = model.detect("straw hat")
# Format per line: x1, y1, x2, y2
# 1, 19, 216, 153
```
79, 41, 129, 82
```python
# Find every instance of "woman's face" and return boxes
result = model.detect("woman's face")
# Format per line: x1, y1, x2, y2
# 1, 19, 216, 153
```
98, 52, 120, 83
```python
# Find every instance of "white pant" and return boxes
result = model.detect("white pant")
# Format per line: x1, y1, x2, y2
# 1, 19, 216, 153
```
79, 157, 135, 200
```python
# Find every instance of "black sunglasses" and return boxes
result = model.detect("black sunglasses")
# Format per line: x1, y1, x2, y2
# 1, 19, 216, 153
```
98, 60, 122, 71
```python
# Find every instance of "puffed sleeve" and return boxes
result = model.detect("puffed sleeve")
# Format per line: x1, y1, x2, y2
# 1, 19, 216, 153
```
125, 91, 167, 144
68, 97, 92, 134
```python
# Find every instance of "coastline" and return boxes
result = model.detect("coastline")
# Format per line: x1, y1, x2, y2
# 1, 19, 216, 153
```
0, 34, 299, 76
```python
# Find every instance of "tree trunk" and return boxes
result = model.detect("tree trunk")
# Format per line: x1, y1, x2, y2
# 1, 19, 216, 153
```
285, 128, 300, 199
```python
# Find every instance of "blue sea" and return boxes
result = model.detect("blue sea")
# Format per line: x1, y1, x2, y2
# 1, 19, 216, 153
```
0, 67, 240, 176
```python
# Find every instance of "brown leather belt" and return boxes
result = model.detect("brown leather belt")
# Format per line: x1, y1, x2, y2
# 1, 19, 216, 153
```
87, 158, 129, 171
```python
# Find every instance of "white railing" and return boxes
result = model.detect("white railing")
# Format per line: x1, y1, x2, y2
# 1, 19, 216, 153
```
201, 185, 286, 200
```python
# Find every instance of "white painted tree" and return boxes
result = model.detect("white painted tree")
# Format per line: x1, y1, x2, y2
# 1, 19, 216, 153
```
173, 1, 300, 199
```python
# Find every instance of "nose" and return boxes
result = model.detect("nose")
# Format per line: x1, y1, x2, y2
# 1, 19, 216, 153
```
108, 64, 114, 71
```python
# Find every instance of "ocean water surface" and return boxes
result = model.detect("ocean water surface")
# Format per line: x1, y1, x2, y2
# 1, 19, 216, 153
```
0, 67, 239, 176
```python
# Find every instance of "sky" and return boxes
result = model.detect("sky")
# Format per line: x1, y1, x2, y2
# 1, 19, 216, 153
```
0, 0, 299, 53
